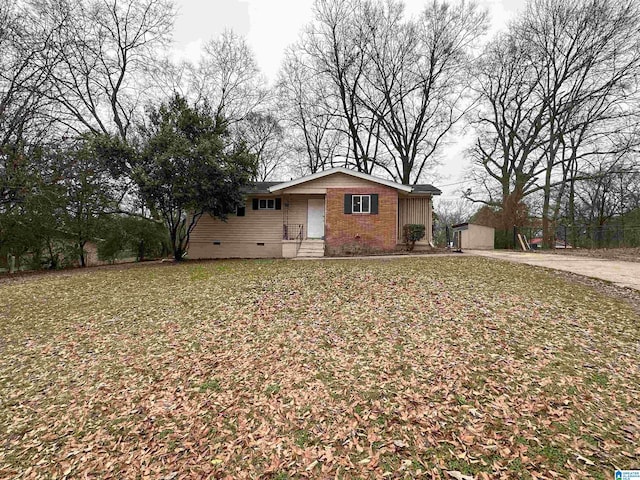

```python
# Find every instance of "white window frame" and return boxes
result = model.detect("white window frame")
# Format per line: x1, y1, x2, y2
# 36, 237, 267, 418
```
352, 194, 371, 214
258, 198, 276, 210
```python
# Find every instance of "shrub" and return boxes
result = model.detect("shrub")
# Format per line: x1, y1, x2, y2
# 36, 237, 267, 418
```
403, 224, 426, 251
98, 216, 169, 263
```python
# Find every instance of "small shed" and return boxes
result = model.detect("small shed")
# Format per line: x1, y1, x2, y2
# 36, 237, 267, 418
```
451, 223, 495, 250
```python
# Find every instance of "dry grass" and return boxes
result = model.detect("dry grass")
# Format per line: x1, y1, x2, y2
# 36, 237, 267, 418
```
0, 257, 639, 479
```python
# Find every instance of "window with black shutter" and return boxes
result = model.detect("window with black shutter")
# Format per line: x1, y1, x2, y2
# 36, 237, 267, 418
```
370, 194, 378, 214
344, 193, 379, 214
344, 194, 353, 214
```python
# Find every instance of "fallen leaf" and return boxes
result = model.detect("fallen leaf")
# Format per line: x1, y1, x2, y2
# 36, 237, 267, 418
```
446, 471, 475, 480
393, 440, 407, 449
575, 453, 595, 466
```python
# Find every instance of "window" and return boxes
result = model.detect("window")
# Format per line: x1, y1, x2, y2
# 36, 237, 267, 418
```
259, 198, 275, 209
236, 204, 246, 216
252, 198, 282, 210
352, 195, 370, 214
343, 194, 378, 214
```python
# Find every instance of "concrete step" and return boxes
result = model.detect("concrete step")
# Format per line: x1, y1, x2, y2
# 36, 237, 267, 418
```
297, 251, 324, 258
296, 241, 325, 258
298, 249, 324, 257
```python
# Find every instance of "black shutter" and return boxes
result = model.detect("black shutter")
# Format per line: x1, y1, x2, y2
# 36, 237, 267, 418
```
275, 198, 282, 210
370, 194, 379, 214
237, 206, 245, 217
344, 194, 352, 214
252, 198, 259, 210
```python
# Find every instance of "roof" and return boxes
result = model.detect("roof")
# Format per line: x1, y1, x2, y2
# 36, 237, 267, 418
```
452, 222, 494, 230
242, 168, 442, 195
242, 182, 280, 194
257, 167, 442, 195
268, 167, 414, 193
452, 222, 469, 230
411, 184, 442, 195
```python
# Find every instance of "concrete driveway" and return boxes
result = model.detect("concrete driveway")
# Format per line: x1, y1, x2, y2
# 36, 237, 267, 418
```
467, 250, 640, 291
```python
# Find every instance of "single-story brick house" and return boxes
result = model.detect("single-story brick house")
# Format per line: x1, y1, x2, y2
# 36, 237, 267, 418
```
188, 167, 441, 258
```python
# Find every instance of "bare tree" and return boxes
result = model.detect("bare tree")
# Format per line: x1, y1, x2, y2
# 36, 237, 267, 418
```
285, 0, 486, 181
0, 0, 61, 147
467, 32, 550, 230
524, 0, 640, 246
278, 47, 343, 175
360, 0, 487, 184
236, 112, 285, 181
0, 0, 66, 230
38, 0, 175, 140
191, 30, 270, 124
144, 57, 193, 102
468, 0, 640, 245
301, 0, 383, 174
435, 198, 474, 225
565, 156, 639, 246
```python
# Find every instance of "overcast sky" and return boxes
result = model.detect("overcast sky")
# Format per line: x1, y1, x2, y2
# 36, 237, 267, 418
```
171, 0, 527, 198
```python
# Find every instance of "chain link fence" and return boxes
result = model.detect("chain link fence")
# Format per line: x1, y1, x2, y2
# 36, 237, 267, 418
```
498, 223, 640, 250
554, 223, 640, 249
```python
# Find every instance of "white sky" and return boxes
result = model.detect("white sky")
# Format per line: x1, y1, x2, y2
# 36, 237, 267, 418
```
171, 0, 527, 198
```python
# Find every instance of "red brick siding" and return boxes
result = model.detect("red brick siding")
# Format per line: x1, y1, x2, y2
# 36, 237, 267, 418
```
325, 187, 398, 255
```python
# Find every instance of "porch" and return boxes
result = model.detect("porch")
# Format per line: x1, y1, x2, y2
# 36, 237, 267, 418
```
281, 194, 326, 258
397, 195, 433, 247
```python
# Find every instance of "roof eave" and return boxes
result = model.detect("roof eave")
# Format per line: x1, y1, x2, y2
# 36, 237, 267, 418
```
268, 167, 413, 193
408, 190, 441, 196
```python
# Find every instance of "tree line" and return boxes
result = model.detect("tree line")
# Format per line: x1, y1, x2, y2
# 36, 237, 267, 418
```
466, 0, 640, 248
2, 0, 639, 268
1, 0, 257, 266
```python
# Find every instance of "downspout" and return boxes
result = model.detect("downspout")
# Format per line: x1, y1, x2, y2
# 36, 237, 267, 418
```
429, 195, 435, 248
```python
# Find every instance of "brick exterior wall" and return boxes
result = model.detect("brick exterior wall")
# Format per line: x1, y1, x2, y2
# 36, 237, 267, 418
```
325, 187, 398, 255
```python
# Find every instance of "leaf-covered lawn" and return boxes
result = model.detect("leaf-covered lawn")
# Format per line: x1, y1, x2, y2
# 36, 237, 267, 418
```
1, 257, 639, 479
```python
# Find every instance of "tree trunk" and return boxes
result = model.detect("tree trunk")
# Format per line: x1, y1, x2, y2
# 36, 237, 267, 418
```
138, 240, 145, 262
79, 241, 86, 267
169, 227, 179, 261
542, 160, 554, 250
568, 167, 577, 248
47, 240, 58, 269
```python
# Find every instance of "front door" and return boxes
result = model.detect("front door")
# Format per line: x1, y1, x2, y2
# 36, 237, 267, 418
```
307, 198, 325, 238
